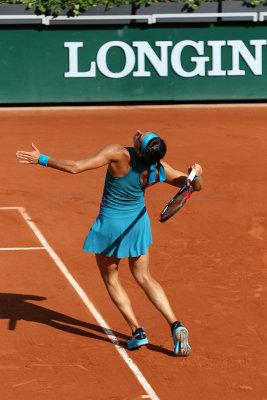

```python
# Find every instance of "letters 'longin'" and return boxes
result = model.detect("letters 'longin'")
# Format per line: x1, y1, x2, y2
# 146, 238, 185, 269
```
64, 40, 267, 78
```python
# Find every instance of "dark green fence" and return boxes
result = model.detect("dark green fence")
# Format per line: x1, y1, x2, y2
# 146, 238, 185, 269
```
0, 24, 267, 103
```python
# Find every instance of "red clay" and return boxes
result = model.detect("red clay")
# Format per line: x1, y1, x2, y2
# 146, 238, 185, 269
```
1, 105, 267, 400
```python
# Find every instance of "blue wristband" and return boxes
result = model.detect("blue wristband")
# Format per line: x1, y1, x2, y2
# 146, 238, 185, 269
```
39, 154, 50, 167
193, 176, 199, 180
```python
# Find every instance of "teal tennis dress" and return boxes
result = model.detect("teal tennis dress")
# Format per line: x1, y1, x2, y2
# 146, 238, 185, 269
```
83, 147, 152, 258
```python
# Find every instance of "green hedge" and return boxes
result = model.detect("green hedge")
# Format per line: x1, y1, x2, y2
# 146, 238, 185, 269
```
0, 0, 263, 14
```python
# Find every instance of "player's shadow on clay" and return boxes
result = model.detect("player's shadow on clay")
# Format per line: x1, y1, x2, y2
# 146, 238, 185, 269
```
0, 293, 173, 356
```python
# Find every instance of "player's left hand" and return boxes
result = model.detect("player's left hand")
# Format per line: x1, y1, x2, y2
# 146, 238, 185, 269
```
16, 143, 41, 164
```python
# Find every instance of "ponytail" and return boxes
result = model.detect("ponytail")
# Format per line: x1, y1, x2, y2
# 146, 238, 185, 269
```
143, 137, 166, 164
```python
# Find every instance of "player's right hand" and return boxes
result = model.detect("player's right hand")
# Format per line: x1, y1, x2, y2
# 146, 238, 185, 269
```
189, 163, 203, 176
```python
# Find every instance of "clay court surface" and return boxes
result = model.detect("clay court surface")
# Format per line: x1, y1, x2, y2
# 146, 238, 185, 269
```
1, 104, 267, 400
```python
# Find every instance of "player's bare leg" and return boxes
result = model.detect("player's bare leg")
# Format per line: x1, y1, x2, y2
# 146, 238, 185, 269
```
95, 254, 139, 332
129, 251, 191, 356
129, 251, 177, 325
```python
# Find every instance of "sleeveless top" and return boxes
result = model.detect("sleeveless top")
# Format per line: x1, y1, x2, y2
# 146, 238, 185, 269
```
83, 146, 153, 257
101, 147, 149, 211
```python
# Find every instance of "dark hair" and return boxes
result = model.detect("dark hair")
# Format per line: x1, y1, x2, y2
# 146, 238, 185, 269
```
143, 137, 167, 164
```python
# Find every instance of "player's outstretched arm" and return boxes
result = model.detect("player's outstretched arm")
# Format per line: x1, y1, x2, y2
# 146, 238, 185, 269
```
162, 161, 203, 191
16, 143, 77, 172
16, 143, 124, 174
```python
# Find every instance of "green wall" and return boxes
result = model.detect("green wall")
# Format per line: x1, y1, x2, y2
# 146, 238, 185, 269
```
0, 24, 267, 103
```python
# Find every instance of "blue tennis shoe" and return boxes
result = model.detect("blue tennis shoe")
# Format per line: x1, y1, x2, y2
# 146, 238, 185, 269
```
172, 321, 191, 356
127, 327, 148, 350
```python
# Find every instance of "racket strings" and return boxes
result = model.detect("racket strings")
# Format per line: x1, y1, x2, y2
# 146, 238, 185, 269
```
161, 187, 192, 220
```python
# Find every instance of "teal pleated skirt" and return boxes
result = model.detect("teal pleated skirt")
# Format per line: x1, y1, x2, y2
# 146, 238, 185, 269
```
83, 204, 152, 258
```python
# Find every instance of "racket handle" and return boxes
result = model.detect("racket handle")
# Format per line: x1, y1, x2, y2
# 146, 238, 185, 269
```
187, 169, 196, 183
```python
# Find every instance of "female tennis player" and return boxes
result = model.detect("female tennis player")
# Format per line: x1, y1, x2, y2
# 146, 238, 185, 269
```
16, 130, 203, 356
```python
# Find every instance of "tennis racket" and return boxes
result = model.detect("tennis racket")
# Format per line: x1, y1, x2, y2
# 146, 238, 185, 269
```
159, 169, 196, 223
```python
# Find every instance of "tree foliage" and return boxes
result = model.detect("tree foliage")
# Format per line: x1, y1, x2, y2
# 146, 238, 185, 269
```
0, 0, 264, 15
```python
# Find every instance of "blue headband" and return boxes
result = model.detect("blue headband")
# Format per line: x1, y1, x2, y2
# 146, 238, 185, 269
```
140, 132, 166, 184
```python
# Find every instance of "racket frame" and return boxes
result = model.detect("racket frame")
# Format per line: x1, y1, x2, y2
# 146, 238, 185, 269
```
159, 169, 196, 223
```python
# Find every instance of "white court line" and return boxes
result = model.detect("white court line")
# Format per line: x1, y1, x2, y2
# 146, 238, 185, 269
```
0, 206, 159, 400
0, 247, 45, 251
